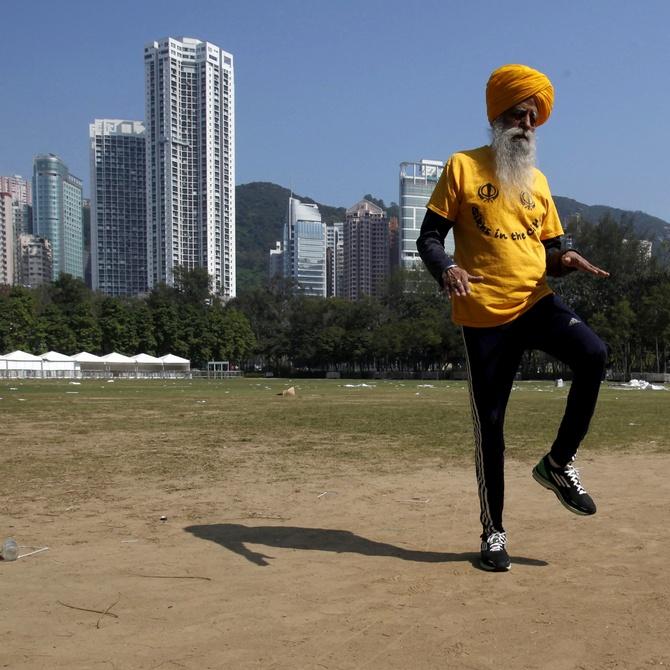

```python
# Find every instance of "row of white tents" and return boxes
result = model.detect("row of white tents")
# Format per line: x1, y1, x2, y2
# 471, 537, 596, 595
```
0, 350, 191, 379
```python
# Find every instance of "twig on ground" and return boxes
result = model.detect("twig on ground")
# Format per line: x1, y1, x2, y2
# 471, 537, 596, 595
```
56, 600, 120, 619
131, 574, 212, 581
96, 596, 121, 629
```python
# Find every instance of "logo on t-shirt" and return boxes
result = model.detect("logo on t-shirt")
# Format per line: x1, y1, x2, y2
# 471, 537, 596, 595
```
477, 183, 499, 202
520, 191, 536, 210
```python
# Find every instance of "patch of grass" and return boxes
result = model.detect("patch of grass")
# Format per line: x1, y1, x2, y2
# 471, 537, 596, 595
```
1, 379, 667, 501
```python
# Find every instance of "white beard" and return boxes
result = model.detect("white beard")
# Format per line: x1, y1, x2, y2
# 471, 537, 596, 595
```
490, 120, 537, 194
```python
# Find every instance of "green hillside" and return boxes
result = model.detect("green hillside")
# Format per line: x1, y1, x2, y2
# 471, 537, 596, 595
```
554, 196, 670, 243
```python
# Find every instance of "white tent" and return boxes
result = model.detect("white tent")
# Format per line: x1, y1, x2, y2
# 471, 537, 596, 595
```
0, 350, 43, 377
71, 351, 106, 377
100, 352, 136, 377
133, 353, 164, 378
134, 353, 163, 365
40, 351, 79, 378
71, 351, 104, 363
0, 350, 193, 379
159, 354, 191, 377
41, 351, 73, 361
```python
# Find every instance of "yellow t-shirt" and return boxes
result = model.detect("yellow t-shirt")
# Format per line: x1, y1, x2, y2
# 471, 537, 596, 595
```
427, 145, 564, 327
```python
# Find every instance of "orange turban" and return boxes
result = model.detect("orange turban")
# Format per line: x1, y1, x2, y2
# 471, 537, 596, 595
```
486, 64, 554, 126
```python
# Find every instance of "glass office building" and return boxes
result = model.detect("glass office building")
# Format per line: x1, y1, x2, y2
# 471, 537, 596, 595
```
283, 197, 326, 296
399, 159, 451, 269
32, 154, 84, 280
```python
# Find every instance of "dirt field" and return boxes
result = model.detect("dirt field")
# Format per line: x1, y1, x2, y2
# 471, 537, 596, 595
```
2, 450, 669, 669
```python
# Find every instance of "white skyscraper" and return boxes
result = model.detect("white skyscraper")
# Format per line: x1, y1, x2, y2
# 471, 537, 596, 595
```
144, 37, 235, 297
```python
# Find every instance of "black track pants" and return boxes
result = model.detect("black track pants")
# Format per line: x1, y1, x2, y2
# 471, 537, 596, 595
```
462, 294, 607, 536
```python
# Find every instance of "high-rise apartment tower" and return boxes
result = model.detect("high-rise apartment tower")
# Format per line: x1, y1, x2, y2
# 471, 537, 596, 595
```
90, 119, 147, 296
144, 37, 235, 296
0, 192, 15, 285
0, 176, 32, 237
17, 234, 52, 288
343, 199, 389, 300
326, 221, 343, 297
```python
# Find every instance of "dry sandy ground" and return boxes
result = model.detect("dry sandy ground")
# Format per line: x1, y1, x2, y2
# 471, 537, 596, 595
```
1, 453, 669, 670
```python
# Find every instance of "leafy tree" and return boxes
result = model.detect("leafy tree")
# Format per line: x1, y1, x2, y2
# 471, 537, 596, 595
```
0, 286, 38, 352
48, 274, 90, 318
173, 265, 211, 305
128, 299, 157, 354
45, 274, 101, 353
37, 303, 77, 354
207, 305, 256, 363
147, 284, 188, 357
589, 299, 636, 378
98, 296, 140, 354
636, 278, 670, 372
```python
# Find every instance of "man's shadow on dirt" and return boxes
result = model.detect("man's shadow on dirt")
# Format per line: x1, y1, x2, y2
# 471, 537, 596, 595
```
184, 524, 547, 570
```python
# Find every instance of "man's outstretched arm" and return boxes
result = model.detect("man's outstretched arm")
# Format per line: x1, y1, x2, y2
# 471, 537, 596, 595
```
543, 237, 610, 278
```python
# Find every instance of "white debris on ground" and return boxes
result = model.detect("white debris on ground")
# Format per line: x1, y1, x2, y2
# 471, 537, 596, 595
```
342, 383, 375, 388
618, 379, 666, 391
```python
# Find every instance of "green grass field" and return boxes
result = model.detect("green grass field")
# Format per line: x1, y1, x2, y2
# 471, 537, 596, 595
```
1, 378, 668, 499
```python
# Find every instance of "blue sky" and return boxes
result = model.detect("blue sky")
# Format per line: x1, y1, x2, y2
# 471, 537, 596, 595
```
2, 0, 669, 220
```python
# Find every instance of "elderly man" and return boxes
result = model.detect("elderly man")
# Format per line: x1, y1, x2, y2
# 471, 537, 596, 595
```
417, 64, 609, 572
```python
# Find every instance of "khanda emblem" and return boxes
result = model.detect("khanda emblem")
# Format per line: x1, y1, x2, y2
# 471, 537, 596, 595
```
477, 182, 499, 202
520, 191, 536, 210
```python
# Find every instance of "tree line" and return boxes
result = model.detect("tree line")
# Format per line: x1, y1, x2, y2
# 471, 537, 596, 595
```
1, 215, 669, 378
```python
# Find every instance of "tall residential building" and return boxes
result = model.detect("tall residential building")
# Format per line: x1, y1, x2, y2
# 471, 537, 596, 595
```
90, 119, 147, 296
32, 154, 84, 280
325, 221, 343, 297
343, 199, 389, 300
17, 234, 52, 288
0, 175, 31, 207
144, 37, 235, 297
0, 192, 15, 285
283, 196, 326, 296
0, 175, 32, 236
399, 160, 449, 268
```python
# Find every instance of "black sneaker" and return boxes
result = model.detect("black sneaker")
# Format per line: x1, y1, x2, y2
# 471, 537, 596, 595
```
532, 455, 596, 516
480, 531, 511, 572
